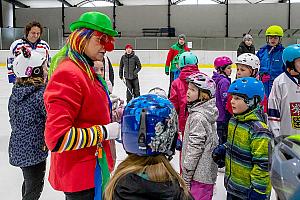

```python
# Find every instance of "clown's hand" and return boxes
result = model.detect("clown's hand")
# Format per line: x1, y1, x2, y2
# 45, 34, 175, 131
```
102, 122, 120, 140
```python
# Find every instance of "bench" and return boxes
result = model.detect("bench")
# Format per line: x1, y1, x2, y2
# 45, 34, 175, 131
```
142, 28, 160, 36
160, 27, 175, 37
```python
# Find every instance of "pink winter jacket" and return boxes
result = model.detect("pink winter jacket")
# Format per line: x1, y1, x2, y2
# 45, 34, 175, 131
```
169, 65, 200, 135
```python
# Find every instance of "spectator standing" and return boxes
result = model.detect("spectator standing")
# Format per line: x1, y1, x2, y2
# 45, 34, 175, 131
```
119, 44, 142, 103
237, 34, 255, 56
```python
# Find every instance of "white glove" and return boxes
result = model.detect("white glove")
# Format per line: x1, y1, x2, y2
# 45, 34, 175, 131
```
103, 122, 120, 140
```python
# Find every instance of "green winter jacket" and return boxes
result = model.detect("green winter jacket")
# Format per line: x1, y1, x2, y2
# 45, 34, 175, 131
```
225, 108, 272, 199
165, 42, 189, 73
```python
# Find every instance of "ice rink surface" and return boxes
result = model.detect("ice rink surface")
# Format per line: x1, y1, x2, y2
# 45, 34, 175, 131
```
0, 67, 276, 199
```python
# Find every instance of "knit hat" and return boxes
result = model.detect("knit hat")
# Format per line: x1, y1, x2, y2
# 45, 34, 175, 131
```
243, 34, 253, 41
125, 44, 133, 49
178, 34, 186, 40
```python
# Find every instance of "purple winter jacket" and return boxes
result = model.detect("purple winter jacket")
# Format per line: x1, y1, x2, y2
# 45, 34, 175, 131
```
212, 71, 231, 122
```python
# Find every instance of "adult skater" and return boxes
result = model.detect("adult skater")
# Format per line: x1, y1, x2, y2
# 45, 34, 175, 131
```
7, 21, 50, 83
165, 34, 190, 97
44, 12, 120, 200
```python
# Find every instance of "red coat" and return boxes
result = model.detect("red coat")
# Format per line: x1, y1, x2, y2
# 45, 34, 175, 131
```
169, 65, 199, 135
44, 59, 113, 192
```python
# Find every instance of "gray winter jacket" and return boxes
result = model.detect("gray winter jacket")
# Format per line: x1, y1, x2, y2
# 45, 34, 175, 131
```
181, 98, 219, 187
119, 51, 142, 80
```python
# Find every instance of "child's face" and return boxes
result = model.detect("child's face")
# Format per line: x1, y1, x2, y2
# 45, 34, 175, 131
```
231, 95, 249, 114
94, 61, 105, 78
268, 36, 280, 47
236, 64, 252, 78
187, 83, 199, 103
224, 65, 232, 76
293, 58, 300, 74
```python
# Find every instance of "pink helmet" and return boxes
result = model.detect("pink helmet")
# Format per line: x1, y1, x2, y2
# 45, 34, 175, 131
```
214, 56, 233, 70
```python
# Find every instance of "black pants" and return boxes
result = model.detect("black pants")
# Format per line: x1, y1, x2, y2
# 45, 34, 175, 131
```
125, 78, 140, 103
227, 193, 243, 200
168, 71, 175, 98
20, 160, 46, 200
65, 188, 95, 200
217, 121, 229, 145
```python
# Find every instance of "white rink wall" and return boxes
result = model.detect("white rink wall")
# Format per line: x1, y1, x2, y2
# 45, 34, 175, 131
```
0, 50, 238, 67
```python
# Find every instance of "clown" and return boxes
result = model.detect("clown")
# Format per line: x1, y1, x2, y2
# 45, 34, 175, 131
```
44, 12, 120, 199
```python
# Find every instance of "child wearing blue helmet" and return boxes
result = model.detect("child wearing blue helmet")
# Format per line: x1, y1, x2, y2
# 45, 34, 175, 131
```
268, 44, 300, 137
224, 77, 273, 200
104, 94, 193, 200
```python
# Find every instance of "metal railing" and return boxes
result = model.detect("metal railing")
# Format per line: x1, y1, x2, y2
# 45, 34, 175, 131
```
1, 28, 299, 50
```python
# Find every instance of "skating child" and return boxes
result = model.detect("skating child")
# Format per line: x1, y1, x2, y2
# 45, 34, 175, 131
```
169, 51, 200, 138
104, 94, 193, 200
212, 56, 232, 145
8, 48, 48, 200
226, 53, 268, 114
225, 77, 272, 200
181, 73, 218, 200
94, 60, 124, 169
257, 25, 285, 98
268, 44, 300, 137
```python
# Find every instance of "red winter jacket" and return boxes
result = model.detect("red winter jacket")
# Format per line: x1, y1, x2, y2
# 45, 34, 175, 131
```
44, 59, 113, 192
169, 65, 199, 135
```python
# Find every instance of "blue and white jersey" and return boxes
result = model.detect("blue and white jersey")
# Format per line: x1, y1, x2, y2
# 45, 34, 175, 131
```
7, 38, 50, 83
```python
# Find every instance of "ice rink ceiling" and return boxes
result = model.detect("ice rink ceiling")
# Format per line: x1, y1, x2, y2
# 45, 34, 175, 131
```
10, 0, 300, 8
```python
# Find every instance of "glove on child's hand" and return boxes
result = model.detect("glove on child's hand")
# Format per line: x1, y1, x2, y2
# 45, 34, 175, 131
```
212, 144, 226, 168
260, 74, 271, 83
175, 138, 182, 151
248, 189, 267, 200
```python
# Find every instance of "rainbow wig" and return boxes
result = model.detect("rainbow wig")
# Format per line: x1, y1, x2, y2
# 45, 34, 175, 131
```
49, 28, 95, 80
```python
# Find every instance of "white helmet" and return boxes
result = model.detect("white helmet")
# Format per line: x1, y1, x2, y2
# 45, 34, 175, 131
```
13, 48, 46, 78
186, 73, 216, 98
236, 53, 260, 70
148, 87, 167, 98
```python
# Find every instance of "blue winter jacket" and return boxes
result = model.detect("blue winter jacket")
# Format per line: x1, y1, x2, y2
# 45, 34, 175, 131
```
8, 84, 48, 167
257, 44, 284, 97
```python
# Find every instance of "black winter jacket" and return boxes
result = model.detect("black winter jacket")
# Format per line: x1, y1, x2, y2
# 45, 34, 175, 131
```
237, 42, 255, 56
113, 173, 194, 200
119, 52, 141, 80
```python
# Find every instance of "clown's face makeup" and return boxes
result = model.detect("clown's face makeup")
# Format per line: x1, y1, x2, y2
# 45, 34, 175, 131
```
84, 35, 106, 61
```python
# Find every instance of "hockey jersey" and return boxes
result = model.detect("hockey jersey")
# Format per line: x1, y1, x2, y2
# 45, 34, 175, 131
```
7, 38, 50, 83
268, 72, 300, 137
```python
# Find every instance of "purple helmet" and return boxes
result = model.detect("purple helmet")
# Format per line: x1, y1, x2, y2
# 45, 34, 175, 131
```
214, 56, 233, 70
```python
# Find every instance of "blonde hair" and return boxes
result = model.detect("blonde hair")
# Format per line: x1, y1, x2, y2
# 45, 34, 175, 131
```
199, 90, 211, 101
104, 154, 190, 200
15, 77, 44, 87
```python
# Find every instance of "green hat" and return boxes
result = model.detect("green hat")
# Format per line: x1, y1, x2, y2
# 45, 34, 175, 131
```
178, 34, 186, 40
70, 12, 118, 37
